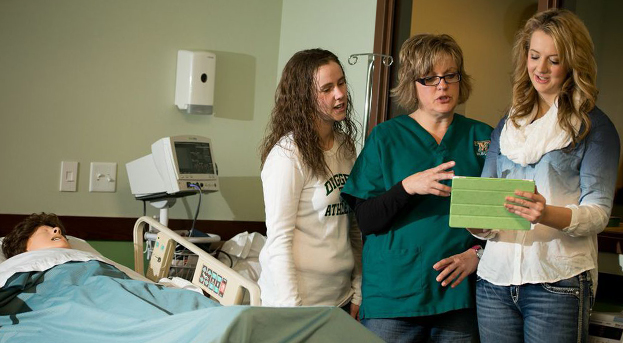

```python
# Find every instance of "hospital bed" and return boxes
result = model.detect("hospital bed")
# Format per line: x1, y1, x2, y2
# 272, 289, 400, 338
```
0, 217, 382, 343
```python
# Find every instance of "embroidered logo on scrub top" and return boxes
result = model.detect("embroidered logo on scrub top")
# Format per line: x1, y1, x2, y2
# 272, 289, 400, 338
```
474, 140, 491, 156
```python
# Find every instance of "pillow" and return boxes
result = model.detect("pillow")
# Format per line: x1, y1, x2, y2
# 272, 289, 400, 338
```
0, 236, 150, 284
0, 248, 106, 287
0, 235, 102, 263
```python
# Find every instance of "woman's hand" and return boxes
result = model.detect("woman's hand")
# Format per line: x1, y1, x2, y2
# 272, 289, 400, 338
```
504, 188, 547, 224
465, 228, 491, 235
433, 248, 479, 288
402, 161, 455, 196
350, 303, 360, 321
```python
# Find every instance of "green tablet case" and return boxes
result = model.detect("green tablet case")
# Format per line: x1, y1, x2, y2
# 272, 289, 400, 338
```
449, 176, 535, 230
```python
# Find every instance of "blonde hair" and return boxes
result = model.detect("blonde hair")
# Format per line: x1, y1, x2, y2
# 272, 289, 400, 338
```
391, 34, 472, 111
510, 8, 597, 146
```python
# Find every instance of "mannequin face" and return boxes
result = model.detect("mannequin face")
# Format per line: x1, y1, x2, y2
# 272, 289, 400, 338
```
26, 225, 71, 252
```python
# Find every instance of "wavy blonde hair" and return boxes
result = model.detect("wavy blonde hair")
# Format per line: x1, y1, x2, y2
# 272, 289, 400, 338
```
391, 34, 472, 111
259, 49, 358, 178
510, 8, 597, 146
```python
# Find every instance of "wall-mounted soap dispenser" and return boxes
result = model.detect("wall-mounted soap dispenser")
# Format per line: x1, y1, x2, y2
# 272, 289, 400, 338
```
175, 50, 216, 114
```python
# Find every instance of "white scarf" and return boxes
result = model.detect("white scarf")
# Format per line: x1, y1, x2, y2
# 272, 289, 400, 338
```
500, 100, 580, 166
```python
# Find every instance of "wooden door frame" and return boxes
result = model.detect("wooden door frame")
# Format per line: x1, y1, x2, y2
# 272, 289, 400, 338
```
368, 0, 395, 136
538, 0, 563, 11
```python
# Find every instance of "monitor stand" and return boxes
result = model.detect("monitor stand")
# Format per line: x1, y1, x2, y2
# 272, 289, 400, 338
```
148, 198, 177, 227
145, 197, 220, 245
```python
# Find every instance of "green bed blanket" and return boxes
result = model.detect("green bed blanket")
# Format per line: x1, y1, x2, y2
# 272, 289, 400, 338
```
0, 260, 381, 343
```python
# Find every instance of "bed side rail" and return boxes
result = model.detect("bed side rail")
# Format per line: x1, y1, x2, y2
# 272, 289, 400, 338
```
133, 216, 261, 306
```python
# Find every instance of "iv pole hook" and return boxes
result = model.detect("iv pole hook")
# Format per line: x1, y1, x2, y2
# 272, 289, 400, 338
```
348, 53, 393, 145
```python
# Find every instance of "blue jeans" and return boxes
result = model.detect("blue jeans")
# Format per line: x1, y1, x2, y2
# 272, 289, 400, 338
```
476, 272, 592, 343
361, 309, 478, 343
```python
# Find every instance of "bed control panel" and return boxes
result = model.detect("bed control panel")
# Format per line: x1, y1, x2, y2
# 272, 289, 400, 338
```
197, 265, 228, 298
146, 233, 175, 282
192, 257, 243, 305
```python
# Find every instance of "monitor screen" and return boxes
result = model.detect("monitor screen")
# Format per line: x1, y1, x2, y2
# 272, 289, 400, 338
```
175, 141, 215, 175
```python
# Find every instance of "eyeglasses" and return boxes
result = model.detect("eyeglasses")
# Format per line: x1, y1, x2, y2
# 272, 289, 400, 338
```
416, 72, 461, 86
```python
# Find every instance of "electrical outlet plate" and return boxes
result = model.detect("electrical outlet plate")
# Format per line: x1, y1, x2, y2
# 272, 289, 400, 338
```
89, 162, 117, 192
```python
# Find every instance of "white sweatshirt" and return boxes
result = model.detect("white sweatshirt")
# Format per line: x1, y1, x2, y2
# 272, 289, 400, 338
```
258, 134, 363, 307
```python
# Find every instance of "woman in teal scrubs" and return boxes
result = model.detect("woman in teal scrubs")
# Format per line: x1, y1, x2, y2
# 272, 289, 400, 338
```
341, 34, 492, 342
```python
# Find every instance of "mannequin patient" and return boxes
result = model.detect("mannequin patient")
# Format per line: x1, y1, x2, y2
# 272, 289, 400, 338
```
2, 212, 71, 259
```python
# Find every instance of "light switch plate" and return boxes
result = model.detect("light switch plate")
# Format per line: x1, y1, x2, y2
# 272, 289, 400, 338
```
60, 161, 79, 192
89, 162, 117, 192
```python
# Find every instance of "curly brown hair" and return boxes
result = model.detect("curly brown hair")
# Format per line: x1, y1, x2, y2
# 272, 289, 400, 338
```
259, 49, 358, 178
510, 8, 597, 146
2, 212, 67, 259
391, 34, 472, 112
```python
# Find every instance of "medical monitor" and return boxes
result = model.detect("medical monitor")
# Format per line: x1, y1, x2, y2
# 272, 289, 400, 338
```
126, 135, 219, 199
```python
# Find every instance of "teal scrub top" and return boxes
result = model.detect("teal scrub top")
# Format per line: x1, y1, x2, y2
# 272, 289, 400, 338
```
342, 114, 493, 319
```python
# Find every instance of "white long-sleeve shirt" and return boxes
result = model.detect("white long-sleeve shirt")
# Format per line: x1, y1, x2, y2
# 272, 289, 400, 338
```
258, 134, 362, 307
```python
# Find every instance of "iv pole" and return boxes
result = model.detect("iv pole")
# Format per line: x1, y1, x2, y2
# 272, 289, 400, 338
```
348, 53, 393, 144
